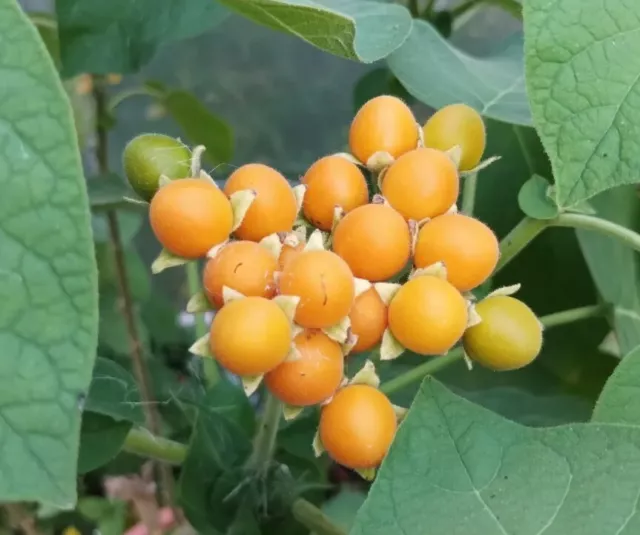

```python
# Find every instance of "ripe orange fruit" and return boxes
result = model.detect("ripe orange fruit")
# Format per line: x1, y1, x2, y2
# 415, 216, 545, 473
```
463, 295, 542, 370
278, 241, 304, 271
265, 330, 344, 406
149, 178, 233, 258
423, 103, 486, 171
203, 241, 277, 308
279, 250, 355, 328
349, 288, 387, 354
388, 275, 467, 355
381, 148, 459, 221
414, 214, 499, 292
332, 203, 410, 282
209, 296, 292, 376
319, 384, 396, 469
302, 155, 369, 231
349, 95, 419, 164
224, 163, 297, 242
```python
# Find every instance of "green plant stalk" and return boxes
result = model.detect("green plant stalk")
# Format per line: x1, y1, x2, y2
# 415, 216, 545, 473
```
247, 393, 282, 471
552, 213, 640, 254
540, 303, 609, 329
494, 216, 550, 274
461, 173, 478, 216
292, 498, 348, 535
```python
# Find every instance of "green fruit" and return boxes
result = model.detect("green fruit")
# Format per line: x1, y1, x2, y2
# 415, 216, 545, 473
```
463, 295, 543, 371
123, 134, 191, 201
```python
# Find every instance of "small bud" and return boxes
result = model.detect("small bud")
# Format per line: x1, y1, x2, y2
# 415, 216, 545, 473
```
380, 329, 404, 361
222, 286, 245, 304
354, 278, 372, 297
312, 430, 325, 457
230, 189, 257, 231
487, 284, 521, 298
333, 152, 362, 166
355, 467, 376, 481
186, 291, 211, 313
445, 145, 463, 168
283, 404, 304, 421
322, 316, 351, 344
349, 360, 380, 388
304, 229, 326, 252
460, 155, 501, 176
373, 282, 402, 306
151, 249, 188, 274
272, 295, 301, 323
189, 334, 211, 358
259, 233, 283, 259
241, 375, 263, 397
292, 184, 306, 213
366, 151, 394, 172
410, 262, 447, 280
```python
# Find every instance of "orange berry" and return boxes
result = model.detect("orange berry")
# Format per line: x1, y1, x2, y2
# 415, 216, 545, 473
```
279, 250, 355, 328
265, 330, 344, 406
381, 148, 459, 221
203, 241, 277, 309
150, 178, 233, 258
278, 241, 304, 271
349, 288, 387, 354
332, 203, 410, 282
414, 214, 499, 292
388, 275, 468, 355
224, 163, 297, 242
349, 95, 419, 164
302, 155, 368, 231
319, 384, 396, 469
210, 296, 291, 376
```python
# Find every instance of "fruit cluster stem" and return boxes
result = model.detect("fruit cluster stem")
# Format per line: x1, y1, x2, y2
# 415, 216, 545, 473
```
551, 213, 640, 254
292, 498, 348, 535
495, 216, 549, 274
247, 392, 282, 471
461, 172, 478, 216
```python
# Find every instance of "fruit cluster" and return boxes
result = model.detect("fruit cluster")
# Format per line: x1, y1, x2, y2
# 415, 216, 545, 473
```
125, 96, 543, 478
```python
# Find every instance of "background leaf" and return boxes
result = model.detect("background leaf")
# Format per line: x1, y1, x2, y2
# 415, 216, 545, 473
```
0, 0, 98, 505
524, 0, 640, 207
517, 174, 559, 220
389, 22, 530, 125
77, 414, 131, 474
87, 174, 137, 212
215, 0, 413, 63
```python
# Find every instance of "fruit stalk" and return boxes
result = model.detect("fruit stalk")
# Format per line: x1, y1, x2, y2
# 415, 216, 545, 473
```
247, 392, 282, 471
552, 213, 640, 255
495, 216, 550, 273
292, 498, 348, 535
461, 172, 477, 216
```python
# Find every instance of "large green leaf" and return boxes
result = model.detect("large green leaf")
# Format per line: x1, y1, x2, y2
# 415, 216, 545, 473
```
215, 0, 412, 63
77, 414, 132, 474
524, 0, 640, 208
576, 186, 640, 356
0, 0, 98, 505
56, 0, 229, 76
351, 379, 640, 535
388, 22, 530, 125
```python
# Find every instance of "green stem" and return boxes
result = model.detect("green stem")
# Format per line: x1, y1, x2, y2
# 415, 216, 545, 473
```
124, 427, 187, 465
495, 217, 550, 274
461, 173, 478, 216
108, 86, 163, 112
247, 393, 282, 471
540, 304, 609, 329
423, 0, 436, 17
552, 213, 640, 254
292, 498, 348, 535
451, 0, 482, 18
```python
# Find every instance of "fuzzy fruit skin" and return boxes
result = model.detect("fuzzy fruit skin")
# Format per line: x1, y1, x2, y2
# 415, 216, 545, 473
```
224, 163, 297, 242
150, 178, 233, 258
320, 384, 396, 469
332, 203, 411, 282
279, 250, 355, 328
302, 155, 369, 231
388, 275, 468, 355
209, 296, 292, 376
414, 213, 499, 292
463, 296, 542, 370
381, 148, 459, 221
203, 241, 277, 309
349, 95, 419, 164
349, 288, 388, 354
265, 330, 344, 406
423, 103, 486, 171
123, 134, 191, 201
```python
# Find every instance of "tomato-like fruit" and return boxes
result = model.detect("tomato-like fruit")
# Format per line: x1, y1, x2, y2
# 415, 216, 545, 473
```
265, 330, 344, 406
279, 250, 355, 328
150, 178, 233, 258
388, 275, 467, 355
463, 295, 542, 370
414, 213, 499, 292
302, 155, 369, 231
224, 163, 297, 242
332, 203, 411, 282
319, 384, 396, 469
210, 296, 292, 376
203, 241, 277, 308
123, 134, 191, 201
349, 288, 387, 353
349, 95, 419, 164
423, 103, 486, 171
381, 148, 459, 221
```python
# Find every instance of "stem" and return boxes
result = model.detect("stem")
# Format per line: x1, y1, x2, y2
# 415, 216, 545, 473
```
93, 76, 178, 511
124, 428, 187, 465
540, 304, 609, 329
461, 173, 478, 216
408, 0, 419, 17
292, 498, 348, 535
451, 0, 481, 19
247, 393, 282, 471
108, 85, 163, 112
495, 217, 550, 274
552, 213, 640, 254
423, 0, 436, 17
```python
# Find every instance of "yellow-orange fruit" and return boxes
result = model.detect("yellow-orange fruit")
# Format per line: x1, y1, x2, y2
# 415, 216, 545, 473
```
224, 163, 297, 242
414, 213, 499, 292
203, 241, 277, 309
278, 241, 304, 271
265, 330, 344, 406
332, 203, 410, 282
150, 178, 233, 258
349, 95, 419, 164
349, 288, 388, 354
381, 148, 459, 221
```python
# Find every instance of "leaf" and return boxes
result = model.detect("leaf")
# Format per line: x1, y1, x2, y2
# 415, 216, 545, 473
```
215, 0, 412, 63
351, 378, 640, 535
77, 414, 132, 474
87, 174, 137, 211
0, 0, 98, 506
311, 489, 367, 534
55, 0, 229, 76
29, 12, 60, 68
524, 0, 640, 208
92, 211, 144, 245
98, 290, 150, 356
517, 174, 559, 220
576, 186, 640, 356
78, 497, 127, 535
388, 22, 530, 125
352, 67, 414, 112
